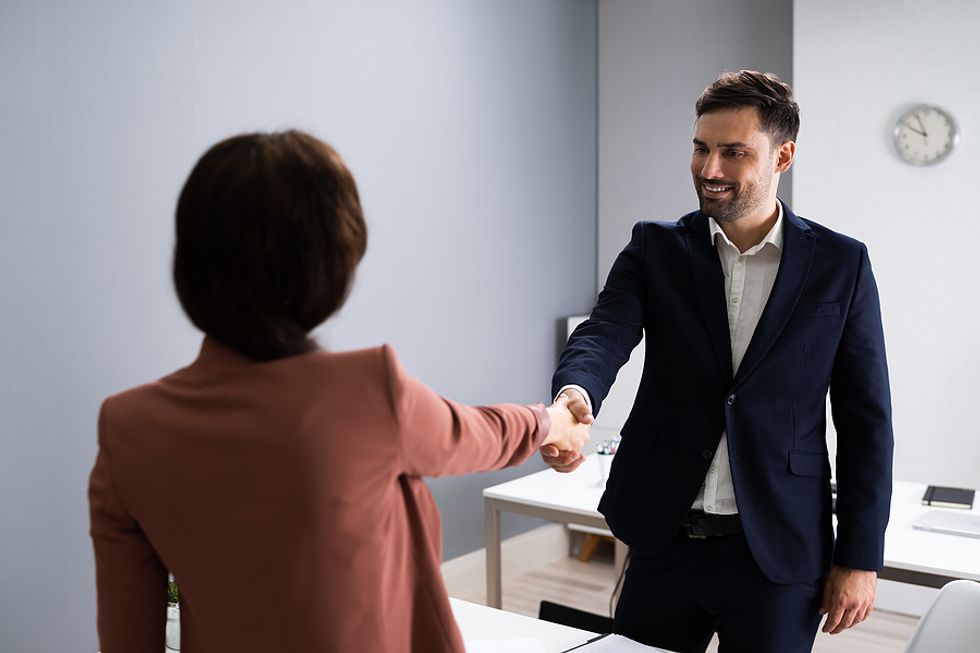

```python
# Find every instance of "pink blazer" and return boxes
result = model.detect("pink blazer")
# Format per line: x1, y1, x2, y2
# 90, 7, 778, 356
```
89, 338, 548, 652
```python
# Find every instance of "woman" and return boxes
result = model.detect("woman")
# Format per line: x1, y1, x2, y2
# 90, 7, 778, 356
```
89, 130, 588, 652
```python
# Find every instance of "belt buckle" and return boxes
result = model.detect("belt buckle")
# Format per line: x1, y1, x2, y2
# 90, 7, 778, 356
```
684, 514, 707, 539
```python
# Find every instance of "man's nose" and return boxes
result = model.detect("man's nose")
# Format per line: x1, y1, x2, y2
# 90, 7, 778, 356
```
699, 153, 724, 179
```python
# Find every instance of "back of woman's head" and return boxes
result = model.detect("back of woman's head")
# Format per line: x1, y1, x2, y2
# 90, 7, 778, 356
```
173, 130, 367, 361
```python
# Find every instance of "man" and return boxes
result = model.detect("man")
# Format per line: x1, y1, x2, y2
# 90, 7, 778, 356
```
543, 71, 893, 652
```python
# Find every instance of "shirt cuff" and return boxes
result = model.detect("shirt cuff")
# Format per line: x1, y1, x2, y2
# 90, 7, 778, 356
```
554, 384, 593, 414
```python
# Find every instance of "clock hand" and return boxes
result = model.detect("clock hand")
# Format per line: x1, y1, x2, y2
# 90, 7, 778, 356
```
913, 112, 928, 137
903, 121, 927, 137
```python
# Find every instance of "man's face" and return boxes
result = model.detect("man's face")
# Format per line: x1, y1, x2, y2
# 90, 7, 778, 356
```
690, 107, 781, 224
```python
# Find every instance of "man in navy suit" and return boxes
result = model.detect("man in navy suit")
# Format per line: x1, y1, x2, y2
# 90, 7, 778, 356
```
543, 71, 893, 652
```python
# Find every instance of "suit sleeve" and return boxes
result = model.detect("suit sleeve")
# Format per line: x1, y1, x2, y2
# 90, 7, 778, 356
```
552, 221, 647, 415
89, 402, 169, 653
380, 345, 551, 477
829, 243, 894, 571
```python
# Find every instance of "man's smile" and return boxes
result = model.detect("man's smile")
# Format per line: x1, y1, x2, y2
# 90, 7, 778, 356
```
699, 180, 735, 197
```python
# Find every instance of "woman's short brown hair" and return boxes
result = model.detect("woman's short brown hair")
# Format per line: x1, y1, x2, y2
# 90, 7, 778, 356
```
695, 70, 800, 146
173, 130, 367, 361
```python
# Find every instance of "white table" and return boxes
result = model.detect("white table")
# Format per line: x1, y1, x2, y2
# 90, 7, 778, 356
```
484, 461, 980, 607
450, 598, 666, 652
483, 455, 625, 609
451, 597, 593, 651
878, 480, 980, 588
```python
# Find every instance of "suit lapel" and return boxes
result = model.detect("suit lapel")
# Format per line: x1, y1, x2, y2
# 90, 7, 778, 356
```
683, 212, 733, 382
733, 204, 815, 388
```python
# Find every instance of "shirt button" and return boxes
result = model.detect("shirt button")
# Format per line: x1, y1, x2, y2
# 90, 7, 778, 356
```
701, 449, 714, 460
727, 394, 736, 406
706, 504, 714, 511
710, 464, 716, 472
732, 297, 740, 303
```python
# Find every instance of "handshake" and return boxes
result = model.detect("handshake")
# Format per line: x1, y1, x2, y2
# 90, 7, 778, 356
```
540, 388, 593, 474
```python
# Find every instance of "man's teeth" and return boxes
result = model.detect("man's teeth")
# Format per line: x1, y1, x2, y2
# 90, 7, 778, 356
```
704, 184, 732, 192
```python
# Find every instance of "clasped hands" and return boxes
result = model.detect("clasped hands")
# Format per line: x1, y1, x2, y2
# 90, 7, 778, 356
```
541, 388, 593, 472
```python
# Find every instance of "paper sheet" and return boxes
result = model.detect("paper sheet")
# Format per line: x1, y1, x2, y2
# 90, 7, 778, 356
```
564, 633, 664, 651
464, 637, 547, 653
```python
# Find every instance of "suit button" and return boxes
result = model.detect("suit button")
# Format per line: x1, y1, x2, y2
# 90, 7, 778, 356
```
701, 449, 714, 460
727, 393, 736, 406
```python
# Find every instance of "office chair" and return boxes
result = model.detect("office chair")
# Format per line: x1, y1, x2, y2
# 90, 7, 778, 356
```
902, 580, 980, 653
538, 600, 614, 634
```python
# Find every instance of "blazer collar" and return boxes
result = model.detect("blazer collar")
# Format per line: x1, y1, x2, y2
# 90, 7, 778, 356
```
193, 336, 321, 367
681, 201, 814, 387
683, 211, 733, 381
735, 202, 814, 387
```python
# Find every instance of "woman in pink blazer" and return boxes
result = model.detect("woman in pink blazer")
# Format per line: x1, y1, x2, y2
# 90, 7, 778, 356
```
89, 130, 588, 652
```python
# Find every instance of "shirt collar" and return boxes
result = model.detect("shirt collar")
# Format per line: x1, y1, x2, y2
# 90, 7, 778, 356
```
708, 201, 784, 254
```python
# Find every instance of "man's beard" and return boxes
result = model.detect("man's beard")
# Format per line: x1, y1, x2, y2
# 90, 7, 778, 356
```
694, 175, 771, 223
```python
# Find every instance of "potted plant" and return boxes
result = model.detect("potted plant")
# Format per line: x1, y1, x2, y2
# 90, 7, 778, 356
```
166, 578, 181, 651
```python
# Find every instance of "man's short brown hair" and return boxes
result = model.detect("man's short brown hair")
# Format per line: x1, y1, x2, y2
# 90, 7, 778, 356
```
695, 70, 800, 146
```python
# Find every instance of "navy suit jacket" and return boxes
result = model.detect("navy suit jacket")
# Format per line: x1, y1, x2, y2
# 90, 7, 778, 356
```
553, 203, 893, 584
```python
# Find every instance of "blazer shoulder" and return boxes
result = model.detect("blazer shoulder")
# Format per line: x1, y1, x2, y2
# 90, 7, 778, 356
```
97, 378, 171, 448
635, 213, 698, 234
301, 345, 407, 416
629, 213, 698, 245
303, 344, 402, 385
795, 214, 867, 253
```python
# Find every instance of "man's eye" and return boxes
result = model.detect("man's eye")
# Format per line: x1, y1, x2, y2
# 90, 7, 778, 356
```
726, 150, 745, 158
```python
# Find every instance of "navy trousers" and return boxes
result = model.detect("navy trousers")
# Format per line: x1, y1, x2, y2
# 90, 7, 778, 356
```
613, 531, 824, 653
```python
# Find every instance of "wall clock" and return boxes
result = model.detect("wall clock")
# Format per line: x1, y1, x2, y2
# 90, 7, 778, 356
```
893, 104, 958, 165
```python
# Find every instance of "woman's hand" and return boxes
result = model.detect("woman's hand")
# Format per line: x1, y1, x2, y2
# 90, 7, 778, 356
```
541, 393, 591, 471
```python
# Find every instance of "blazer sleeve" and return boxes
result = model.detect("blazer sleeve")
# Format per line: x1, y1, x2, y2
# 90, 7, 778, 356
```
552, 221, 647, 415
89, 402, 169, 653
829, 243, 894, 571
379, 345, 551, 477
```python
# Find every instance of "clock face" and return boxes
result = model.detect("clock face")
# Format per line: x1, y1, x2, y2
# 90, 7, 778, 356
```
893, 105, 958, 165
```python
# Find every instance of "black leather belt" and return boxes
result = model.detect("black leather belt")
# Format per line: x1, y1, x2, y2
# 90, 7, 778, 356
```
682, 510, 742, 539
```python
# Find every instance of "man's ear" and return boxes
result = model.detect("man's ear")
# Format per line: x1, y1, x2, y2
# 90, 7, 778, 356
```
775, 140, 796, 173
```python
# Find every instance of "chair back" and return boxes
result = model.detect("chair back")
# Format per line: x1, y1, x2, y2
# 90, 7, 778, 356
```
903, 580, 980, 653
538, 600, 614, 635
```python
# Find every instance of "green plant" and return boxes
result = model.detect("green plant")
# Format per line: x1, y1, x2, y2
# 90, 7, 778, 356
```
167, 580, 180, 606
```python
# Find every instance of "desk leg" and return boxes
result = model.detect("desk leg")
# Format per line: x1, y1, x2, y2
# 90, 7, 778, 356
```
612, 538, 628, 611
484, 498, 502, 608
613, 538, 627, 578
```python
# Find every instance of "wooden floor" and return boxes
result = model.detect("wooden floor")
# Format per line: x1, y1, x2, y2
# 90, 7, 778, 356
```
446, 539, 918, 653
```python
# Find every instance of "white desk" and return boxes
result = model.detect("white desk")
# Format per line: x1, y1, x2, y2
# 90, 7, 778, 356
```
451, 598, 666, 652
484, 461, 980, 607
483, 455, 626, 609
451, 597, 592, 651
121, 600, 635, 653
878, 480, 980, 588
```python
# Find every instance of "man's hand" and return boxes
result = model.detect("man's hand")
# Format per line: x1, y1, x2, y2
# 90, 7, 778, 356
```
542, 394, 590, 454
541, 389, 594, 473
819, 566, 877, 634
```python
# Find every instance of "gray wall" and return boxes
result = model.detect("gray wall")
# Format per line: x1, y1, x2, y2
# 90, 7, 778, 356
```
586, 0, 794, 447
0, 1, 596, 650
597, 0, 793, 285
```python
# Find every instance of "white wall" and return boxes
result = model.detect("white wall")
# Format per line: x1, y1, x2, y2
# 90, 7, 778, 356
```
794, 0, 980, 491
0, 2, 596, 650
597, 0, 794, 285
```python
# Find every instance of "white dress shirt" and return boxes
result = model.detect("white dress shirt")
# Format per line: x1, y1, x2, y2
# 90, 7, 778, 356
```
694, 203, 783, 514
558, 203, 784, 516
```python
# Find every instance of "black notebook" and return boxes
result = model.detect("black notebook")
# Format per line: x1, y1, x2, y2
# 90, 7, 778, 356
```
921, 485, 975, 509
